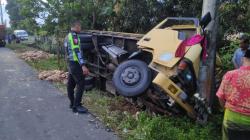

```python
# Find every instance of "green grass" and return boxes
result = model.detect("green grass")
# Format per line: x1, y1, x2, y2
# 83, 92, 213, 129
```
125, 114, 222, 140
6, 43, 34, 53
26, 56, 66, 71
82, 90, 222, 140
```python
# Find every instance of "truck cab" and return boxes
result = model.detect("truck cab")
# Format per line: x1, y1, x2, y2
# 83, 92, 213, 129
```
112, 13, 212, 121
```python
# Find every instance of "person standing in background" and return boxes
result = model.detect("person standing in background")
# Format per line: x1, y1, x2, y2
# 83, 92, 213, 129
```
217, 49, 250, 140
232, 35, 250, 69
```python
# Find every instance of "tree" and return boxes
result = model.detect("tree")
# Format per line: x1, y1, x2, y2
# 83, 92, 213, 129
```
110, 0, 203, 33
7, 0, 205, 34
219, 0, 250, 34
16, 0, 44, 33
6, 0, 24, 28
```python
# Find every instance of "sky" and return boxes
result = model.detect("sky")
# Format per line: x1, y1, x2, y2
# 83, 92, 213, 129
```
1, 0, 6, 5
1, 0, 10, 27
1, 0, 47, 27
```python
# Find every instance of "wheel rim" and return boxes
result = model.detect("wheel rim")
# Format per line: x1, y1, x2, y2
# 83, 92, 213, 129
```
121, 66, 141, 86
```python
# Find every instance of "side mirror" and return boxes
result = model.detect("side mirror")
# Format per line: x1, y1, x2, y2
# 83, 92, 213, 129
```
200, 12, 212, 29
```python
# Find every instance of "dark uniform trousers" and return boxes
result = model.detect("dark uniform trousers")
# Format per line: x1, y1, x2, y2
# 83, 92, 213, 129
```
67, 61, 85, 107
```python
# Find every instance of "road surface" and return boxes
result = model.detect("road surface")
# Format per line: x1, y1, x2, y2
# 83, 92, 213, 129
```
0, 47, 118, 140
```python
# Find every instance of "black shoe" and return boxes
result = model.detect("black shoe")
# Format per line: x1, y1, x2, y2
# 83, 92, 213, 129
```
73, 106, 88, 114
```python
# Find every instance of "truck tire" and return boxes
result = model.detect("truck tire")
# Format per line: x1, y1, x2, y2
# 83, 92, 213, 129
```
85, 76, 95, 91
113, 60, 151, 97
0, 40, 5, 47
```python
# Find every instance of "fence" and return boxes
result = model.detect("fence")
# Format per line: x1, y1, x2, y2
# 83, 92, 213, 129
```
33, 35, 65, 55
23, 34, 67, 71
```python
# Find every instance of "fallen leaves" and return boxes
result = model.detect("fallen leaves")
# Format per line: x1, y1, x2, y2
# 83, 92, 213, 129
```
19, 51, 51, 61
18, 50, 68, 84
38, 70, 68, 84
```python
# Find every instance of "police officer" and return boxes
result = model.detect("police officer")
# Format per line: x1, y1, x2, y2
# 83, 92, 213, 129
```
64, 20, 89, 113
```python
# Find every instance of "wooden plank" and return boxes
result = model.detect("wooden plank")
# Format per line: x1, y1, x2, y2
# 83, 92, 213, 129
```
81, 30, 144, 41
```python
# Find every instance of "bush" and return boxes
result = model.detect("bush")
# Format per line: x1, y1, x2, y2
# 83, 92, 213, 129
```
218, 40, 239, 71
121, 112, 222, 140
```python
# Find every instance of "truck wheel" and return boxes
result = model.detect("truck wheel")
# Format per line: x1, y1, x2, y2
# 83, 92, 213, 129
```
0, 40, 5, 47
85, 76, 95, 91
113, 60, 151, 97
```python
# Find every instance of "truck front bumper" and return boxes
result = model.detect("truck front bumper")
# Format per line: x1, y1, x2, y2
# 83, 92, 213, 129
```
153, 72, 196, 118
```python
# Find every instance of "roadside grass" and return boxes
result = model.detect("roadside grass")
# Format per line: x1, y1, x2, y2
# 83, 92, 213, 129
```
6, 43, 35, 53
126, 114, 222, 140
26, 56, 66, 72
52, 82, 223, 140
6, 43, 66, 71
8, 43, 223, 140
82, 90, 222, 140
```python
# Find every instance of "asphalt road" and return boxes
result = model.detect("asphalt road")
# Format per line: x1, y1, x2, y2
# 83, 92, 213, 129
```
0, 47, 118, 140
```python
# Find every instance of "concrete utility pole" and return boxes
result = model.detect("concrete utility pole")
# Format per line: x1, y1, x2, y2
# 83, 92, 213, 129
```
199, 0, 218, 108
202, 0, 217, 31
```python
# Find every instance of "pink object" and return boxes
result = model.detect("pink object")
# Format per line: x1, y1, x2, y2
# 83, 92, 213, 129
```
216, 66, 250, 116
175, 35, 207, 60
73, 38, 78, 45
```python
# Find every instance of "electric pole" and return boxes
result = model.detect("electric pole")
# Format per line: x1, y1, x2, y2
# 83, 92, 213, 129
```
202, 0, 217, 31
198, 0, 219, 108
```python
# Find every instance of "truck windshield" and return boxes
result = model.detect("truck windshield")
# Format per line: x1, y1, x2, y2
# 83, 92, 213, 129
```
159, 18, 199, 29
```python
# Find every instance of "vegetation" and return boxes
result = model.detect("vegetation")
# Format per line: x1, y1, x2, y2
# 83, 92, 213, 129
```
218, 41, 239, 71
5, 0, 24, 29
219, 0, 250, 35
6, 0, 204, 35
6, 43, 33, 53
26, 57, 65, 71
84, 91, 222, 140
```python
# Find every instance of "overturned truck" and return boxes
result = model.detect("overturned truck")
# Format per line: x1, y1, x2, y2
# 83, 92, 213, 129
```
79, 13, 214, 122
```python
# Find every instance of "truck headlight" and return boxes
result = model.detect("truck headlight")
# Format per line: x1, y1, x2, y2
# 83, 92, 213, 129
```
176, 58, 197, 95
186, 74, 192, 81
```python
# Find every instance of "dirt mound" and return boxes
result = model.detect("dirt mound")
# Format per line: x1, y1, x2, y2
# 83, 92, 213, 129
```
20, 51, 50, 61
38, 70, 68, 84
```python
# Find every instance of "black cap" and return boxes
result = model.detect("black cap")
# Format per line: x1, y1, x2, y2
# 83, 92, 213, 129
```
244, 49, 250, 58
